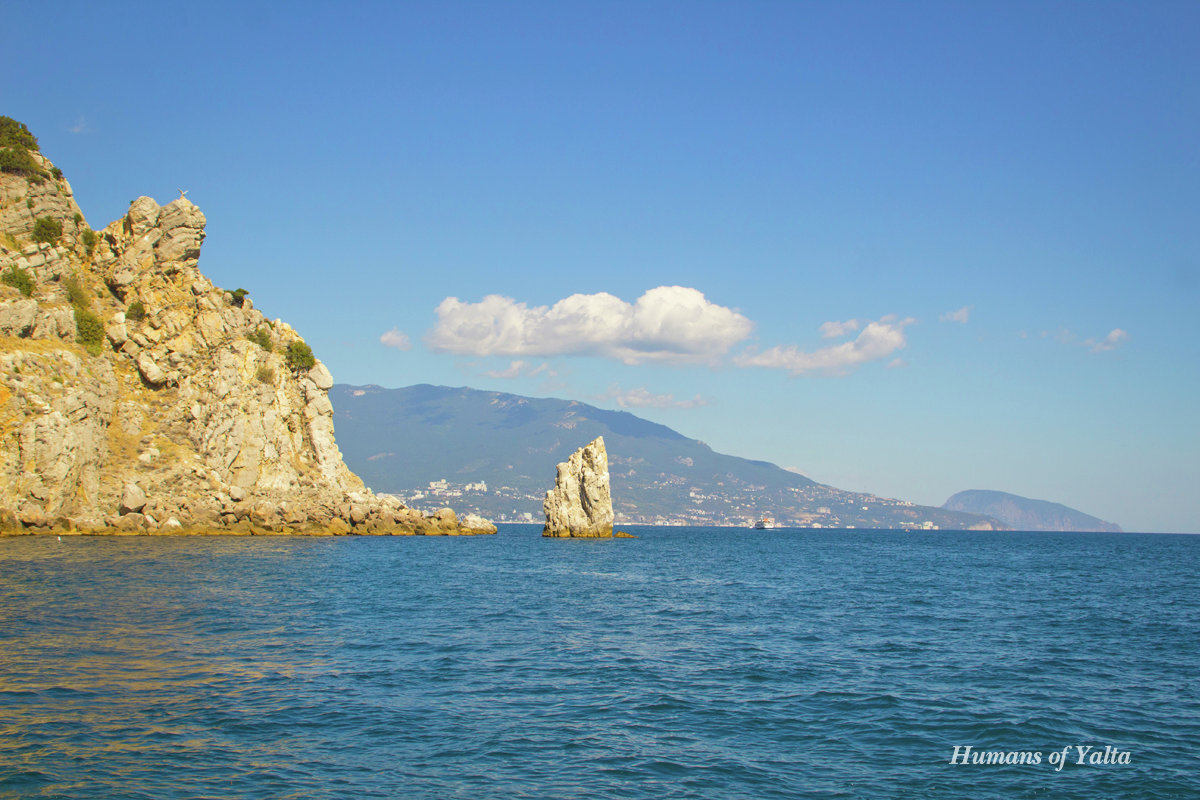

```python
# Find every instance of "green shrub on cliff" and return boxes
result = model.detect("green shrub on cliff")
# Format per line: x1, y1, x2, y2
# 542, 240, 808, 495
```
1, 265, 34, 297
0, 117, 38, 151
126, 300, 146, 321
229, 287, 248, 307
33, 216, 63, 244
285, 341, 315, 371
0, 118, 44, 179
81, 229, 98, 256
74, 307, 105, 355
247, 327, 273, 351
256, 365, 276, 384
63, 273, 90, 309
0, 146, 43, 178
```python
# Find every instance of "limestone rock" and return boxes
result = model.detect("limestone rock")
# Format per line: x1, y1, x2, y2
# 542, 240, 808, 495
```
136, 353, 166, 386
155, 198, 206, 262
543, 436, 614, 538
0, 151, 85, 243
308, 361, 334, 390
462, 513, 498, 534
431, 507, 458, 530
120, 484, 147, 515
106, 320, 128, 347
114, 513, 148, 532
32, 307, 75, 341
0, 136, 494, 538
0, 299, 38, 337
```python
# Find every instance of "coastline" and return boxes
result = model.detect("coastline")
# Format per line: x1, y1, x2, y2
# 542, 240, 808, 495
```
0, 525, 497, 537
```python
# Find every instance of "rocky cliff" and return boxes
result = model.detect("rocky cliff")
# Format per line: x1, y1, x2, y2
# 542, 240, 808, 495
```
0, 119, 492, 535
543, 436, 614, 538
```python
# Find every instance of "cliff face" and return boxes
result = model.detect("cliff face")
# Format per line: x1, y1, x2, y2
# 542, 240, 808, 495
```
0, 129, 491, 535
0, 150, 85, 245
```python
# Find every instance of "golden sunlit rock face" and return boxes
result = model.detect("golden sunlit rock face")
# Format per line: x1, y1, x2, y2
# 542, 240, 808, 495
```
0, 126, 491, 536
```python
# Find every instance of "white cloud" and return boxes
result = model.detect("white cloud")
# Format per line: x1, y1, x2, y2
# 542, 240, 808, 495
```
735, 315, 916, 376
940, 306, 972, 324
1038, 327, 1128, 353
819, 319, 860, 339
1086, 328, 1129, 352
604, 385, 708, 409
67, 117, 89, 134
379, 328, 412, 350
426, 286, 753, 365
483, 359, 555, 379
887, 358, 908, 369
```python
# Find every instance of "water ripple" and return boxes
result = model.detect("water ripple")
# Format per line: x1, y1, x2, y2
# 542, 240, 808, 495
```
0, 528, 1196, 799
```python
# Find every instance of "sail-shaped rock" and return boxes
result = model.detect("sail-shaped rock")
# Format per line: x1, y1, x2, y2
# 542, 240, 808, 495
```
543, 436, 614, 538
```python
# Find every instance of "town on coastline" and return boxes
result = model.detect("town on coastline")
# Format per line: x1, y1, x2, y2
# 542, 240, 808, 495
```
404, 475, 950, 529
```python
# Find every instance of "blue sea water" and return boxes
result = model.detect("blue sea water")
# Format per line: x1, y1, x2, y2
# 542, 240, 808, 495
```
0, 526, 1197, 799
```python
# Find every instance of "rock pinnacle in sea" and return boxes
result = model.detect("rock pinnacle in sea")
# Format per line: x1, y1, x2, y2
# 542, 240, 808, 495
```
542, 436, 614, 538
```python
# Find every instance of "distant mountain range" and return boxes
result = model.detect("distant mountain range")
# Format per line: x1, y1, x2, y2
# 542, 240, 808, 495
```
942, 490, 1122, 532
330, 384, 1002, 530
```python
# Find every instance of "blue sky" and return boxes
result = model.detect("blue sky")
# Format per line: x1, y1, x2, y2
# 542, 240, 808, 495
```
6, 1, 1198, 532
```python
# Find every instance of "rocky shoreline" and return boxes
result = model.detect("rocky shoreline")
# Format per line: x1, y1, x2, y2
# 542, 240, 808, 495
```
0, 491, 497, 536
2, 525, 497, 537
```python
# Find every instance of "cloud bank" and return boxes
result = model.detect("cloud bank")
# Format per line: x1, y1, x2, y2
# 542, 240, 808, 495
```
604, 386, 708, 409
1086, 328, 1128, 352
940, 306, 971, 323
427, 286, 753, 364
1038, 327, 1129, 353
736, 316, 916, 376
819, 319, 860, 339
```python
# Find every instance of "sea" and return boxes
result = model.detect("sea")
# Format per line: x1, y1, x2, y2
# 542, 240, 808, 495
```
0, 526, 1197, 800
